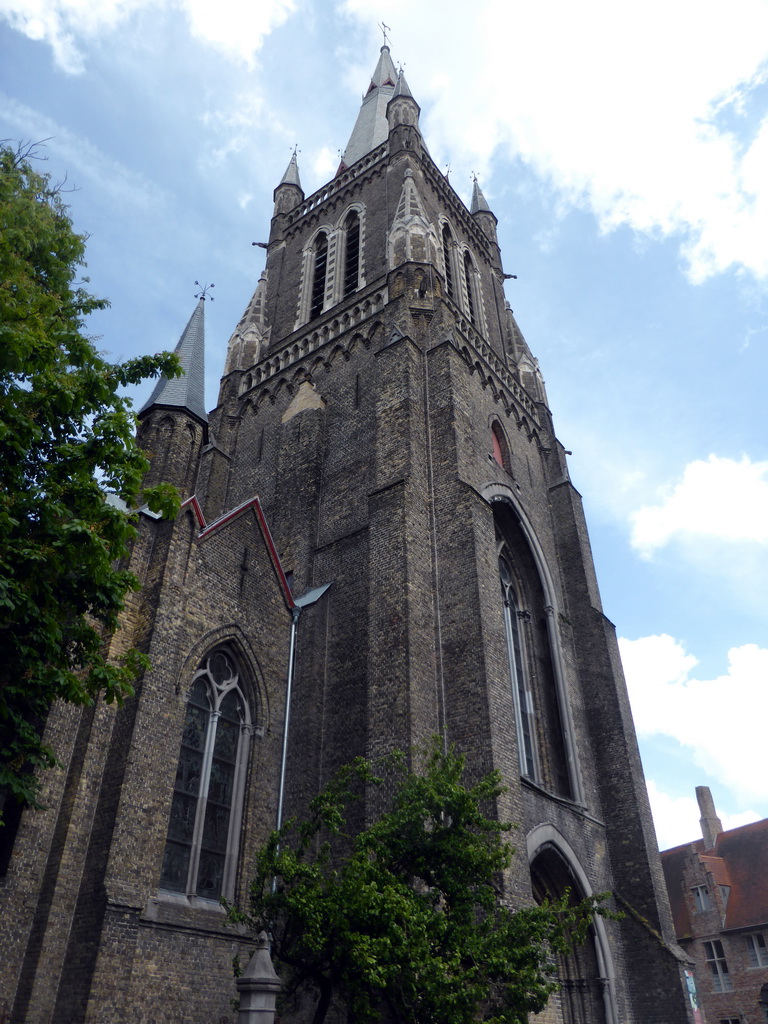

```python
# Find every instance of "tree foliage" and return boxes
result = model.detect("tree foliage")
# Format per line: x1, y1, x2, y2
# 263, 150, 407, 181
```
0, 142, 181, 812
234, 745, 606, 1024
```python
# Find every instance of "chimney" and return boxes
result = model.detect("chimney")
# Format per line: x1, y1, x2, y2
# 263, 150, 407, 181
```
696, 786, 724, 850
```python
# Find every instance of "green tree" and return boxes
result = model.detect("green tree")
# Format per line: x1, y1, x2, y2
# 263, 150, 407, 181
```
234, 745, 606, 1024
0, 143, 181, 815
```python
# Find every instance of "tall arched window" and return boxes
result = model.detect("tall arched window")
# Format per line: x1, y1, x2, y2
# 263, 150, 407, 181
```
491, 421, 510, 471
463, 250, 477, 325
493, 501, 575, 798
442, 224, 455, 300
343, 211, 361, 297
499, 552, 536, 778
160, 648, 252, 900
310, 232, 329, 319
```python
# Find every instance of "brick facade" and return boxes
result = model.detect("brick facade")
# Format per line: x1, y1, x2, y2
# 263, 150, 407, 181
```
1, 45, 694, 1024
662, 790, 768, 1024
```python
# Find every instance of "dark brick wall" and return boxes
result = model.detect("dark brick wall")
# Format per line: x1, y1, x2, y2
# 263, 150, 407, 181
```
0, 106, 693, 1024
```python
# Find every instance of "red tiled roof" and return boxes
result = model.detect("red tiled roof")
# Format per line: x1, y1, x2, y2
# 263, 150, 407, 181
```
661, 817, 768, 937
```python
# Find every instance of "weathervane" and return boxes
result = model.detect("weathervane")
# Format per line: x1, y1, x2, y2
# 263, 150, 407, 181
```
378, 21, 391, 46
194, 280, 215, 301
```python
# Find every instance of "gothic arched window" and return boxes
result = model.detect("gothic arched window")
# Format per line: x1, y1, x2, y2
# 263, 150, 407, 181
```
343, 211, 361, 297
491, 421, 510, 472
493, 501, 575, 799
160, 648, 252, 900
442, 223, 455, 300
463, 250, 478, 325
499, 552, 536, 778
310, 232, 329, 319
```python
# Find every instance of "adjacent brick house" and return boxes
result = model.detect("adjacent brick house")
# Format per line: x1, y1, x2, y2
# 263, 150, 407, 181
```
662, 787, 768, 1024
1, 45, 694, 1024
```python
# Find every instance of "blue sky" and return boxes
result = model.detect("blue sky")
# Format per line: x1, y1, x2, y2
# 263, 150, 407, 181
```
2, 0, 767, 850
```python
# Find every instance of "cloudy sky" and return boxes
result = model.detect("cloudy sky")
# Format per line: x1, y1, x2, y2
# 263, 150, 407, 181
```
2, 0, 767, 851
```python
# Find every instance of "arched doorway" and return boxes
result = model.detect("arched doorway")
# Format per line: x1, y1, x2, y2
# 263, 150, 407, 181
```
527, 827, 617, 1024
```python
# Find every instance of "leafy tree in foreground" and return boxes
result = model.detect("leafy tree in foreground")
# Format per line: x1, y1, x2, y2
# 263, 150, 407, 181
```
0, 143, 181, 815
234, 745, 606, 1024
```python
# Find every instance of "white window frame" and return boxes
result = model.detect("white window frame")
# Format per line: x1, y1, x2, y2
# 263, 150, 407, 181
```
692, 884, 712, 911
746, 932, 768, 968
160, 648, 252, 902
704, 939, 733, 993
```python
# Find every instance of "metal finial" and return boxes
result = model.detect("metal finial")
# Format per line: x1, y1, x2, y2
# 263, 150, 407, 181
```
378, 21, 391, 46
194, 281, 215, 301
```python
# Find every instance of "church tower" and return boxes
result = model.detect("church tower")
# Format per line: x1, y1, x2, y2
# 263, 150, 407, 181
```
0, 46, 693, 1024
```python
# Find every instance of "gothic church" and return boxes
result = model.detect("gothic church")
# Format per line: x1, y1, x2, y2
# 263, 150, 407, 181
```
1, 46, 693, 1024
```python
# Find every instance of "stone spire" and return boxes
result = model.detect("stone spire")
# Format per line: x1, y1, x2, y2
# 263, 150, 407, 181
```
471, 178, 492, 214
280, 150, 302, 190
139, 298, 208, 423
341, 45, 399, 169
274, 150, 304, 215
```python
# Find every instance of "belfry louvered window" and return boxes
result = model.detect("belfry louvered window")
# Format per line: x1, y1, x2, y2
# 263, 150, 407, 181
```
442, 224, 455, 300
463, 250, 477, 325
310, 232, 329, 319
160, 649, 251, 900
343, 211, 361, 296
499, 552, 537, 778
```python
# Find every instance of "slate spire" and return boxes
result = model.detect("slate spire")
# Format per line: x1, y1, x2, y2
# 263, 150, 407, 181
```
341, 44, 399, 169
279, 149, 302, 190
470, 178, 492, 214
139, 298, 208, 423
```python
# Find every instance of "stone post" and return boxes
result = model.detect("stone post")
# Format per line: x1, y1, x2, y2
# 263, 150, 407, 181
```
237, 932, 282, 1024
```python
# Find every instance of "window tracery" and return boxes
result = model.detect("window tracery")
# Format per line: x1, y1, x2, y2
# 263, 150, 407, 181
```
499, 550, 537, 778
160, 648, 252, 900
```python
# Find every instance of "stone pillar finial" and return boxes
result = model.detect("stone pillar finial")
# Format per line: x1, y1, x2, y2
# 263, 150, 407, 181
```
237, 931, 282, 1024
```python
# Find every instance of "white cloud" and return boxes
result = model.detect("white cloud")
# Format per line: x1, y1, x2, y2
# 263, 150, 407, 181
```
0, 0, 297, 73
0, 95, 168, 210
7, 0, 768, 280
629, 455, 768, 557
182, 0, 297, 67
341, 0, 768, 282
620, 634, 768, 804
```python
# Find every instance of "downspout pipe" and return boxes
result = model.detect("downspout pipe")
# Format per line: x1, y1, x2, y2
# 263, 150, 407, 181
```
275, 583, 333, 837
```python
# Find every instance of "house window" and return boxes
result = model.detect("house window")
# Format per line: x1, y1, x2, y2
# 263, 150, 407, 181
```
693, 885, 712, 911
310, 232, 329, 319
719, 1018, 740, 1024
442, 224, 455, 300
160, 649, 251, 900
704, 940, 733, 993
499, 552, 536, 778
746, 933, 768, 968
343, 211, 361, 297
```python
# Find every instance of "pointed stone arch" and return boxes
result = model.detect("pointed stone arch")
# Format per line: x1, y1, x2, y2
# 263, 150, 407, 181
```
482, 482, 584, 804
527, 824, 619, 1024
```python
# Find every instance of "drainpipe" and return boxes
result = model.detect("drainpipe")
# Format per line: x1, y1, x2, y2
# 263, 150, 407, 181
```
275, 582, 333, 837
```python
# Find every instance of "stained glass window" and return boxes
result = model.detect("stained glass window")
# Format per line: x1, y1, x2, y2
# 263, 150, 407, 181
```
160, 649, 251, 900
